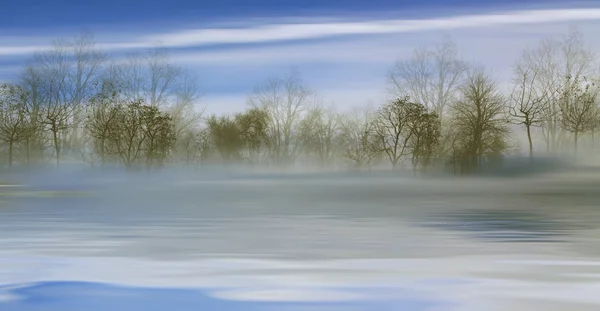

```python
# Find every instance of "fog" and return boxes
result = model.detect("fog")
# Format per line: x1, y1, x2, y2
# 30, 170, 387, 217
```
0, 159, 600, 310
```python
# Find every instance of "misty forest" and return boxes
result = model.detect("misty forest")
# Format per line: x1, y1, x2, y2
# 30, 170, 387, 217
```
0, 27, 598, 175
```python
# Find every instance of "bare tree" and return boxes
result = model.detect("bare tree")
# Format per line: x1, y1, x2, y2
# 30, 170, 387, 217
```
19, 66, 46, 168
374, 97, 416, 168
113, 47, 181, 108
235, 107, 270, 165
20, 32, 105, 167
113, 54, 146, 102
508, 56, 552, 159
169, 70, 204, 136
145, 47, 181, 107
298, 102, 341, 167
450, 69, 510, 172
65, 31, 106, 155
373, 97, 441, 171
140, 104, 176, 169
559, 75, 600, 153
524, 27, 596, 152
339, 106, 382, 169
0, 84, 29, 169
408, 106, 441, 174
112, 100, 147, 168
248, 69, 311, 165
168, 70, 205, 162
107, 47, 194, 166
177, 127, 212, 166
31, 39, 75, 167
84, 81, 123, 166
388, 36, 467, 122
206, 115, 244, 163
194, 128, 212, 165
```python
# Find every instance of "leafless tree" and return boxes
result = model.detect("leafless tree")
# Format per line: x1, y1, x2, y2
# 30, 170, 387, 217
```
523, 27, 596, 152
373, 97, 416, 168
107, 48, 196, 166
235, 107, 270, 165
194, 128, 212, 165
112, 47, 181, 108
298, 102, 341, 167
207, 114, 244, 163
248, 69, 311, 165
112, 54, 146, 102
339, 106, 382, 169
388, 35, 467, 122
140, 104, 176, 169
407, 106, 441, 173
30, 39, 75, 167
18, 32, 105, 167
373, 97, 441, 171
177, 127, 211, 166
167, 70, 205, 162
145, 47, 181, 107
66, 32, 106, 155
450, 69, 510, 172
508, 56, 552, 159
170, 70, 204, 135
0, 84, 29, 169
111, 100, 147, 168
559, 75, 600, 153
84, 81, 123, 166
178, 129, 199, 166
19, 66, 46, 168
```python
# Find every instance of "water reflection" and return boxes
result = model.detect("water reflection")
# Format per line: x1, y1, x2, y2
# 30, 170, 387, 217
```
0, 281, 443, 311
1, 171, 600, 310
423, 209, 575, 243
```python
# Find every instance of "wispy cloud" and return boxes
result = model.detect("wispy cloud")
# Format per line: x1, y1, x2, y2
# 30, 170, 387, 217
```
3, 8, 600, 57
3, 6, 600, 116
134, 8, 600, 48
169, 39, 412, 65
0, 45, 47, 57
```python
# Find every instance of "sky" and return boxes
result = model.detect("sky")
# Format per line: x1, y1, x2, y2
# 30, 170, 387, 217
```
2, 0, 600, 115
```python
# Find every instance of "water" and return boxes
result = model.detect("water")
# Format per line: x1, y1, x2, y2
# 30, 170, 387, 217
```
1, 170, 600, 310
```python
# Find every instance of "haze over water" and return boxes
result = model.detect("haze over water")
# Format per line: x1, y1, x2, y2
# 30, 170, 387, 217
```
2, 168, 600, 311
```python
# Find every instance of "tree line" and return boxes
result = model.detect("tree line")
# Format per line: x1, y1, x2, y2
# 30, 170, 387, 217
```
0, 27, 598, 174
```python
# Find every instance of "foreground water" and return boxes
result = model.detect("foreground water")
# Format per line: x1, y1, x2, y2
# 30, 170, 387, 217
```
1, 169, 600, 311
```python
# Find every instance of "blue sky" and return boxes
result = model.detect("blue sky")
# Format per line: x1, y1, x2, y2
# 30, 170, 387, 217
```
0, 0, 573, 31
2, 0, 600, 114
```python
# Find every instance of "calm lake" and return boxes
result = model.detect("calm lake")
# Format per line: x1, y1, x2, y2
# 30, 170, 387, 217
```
1, 168, 600, 311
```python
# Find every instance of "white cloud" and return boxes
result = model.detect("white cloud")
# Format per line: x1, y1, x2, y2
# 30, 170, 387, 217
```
4, 7, 600, 119
167, 20, 594, 116
3, 8, 600, 57
0, 45, 45, 56
138, 8, 600, 48
169, 37, 412, 66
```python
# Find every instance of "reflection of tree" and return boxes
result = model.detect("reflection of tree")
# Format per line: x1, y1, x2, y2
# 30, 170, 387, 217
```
427, 209, 573, 242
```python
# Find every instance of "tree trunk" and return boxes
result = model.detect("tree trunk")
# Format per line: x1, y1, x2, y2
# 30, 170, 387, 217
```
26, 139, 30, 171
526, 124, 533, 162
452, 152, 456, 175
8, 141, 13, 171
53, 129, 60, 167
574, 131, 579, 155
